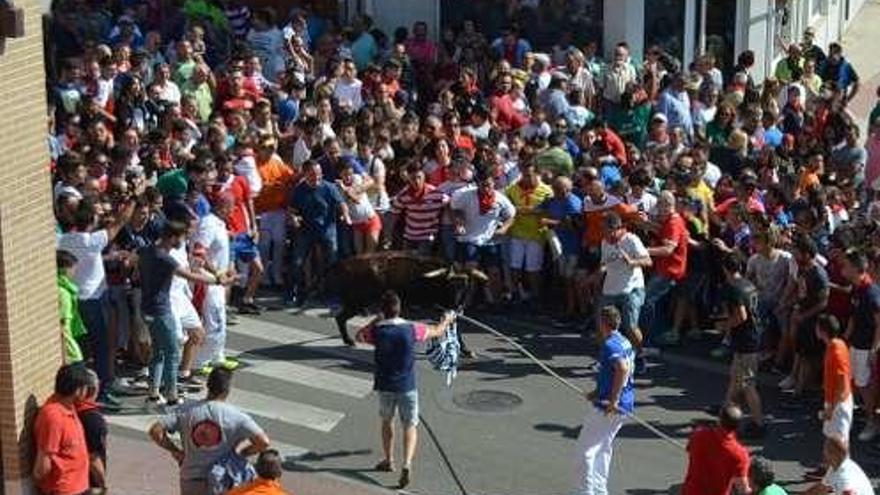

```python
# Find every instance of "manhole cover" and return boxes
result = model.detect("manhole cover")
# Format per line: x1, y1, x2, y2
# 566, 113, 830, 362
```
452, 389, 523, 413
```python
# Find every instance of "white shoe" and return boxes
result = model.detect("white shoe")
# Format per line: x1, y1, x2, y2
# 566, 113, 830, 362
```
858, 423, 878, 442
778, 375, 795, 390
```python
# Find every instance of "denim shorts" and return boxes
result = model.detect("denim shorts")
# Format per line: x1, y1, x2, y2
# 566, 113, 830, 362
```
378, 390, 419, 427
456, 242, 501, 268
600, 288, 646, 335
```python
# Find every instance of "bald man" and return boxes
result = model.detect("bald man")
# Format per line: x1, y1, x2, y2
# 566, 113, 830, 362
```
805, 435, 874, 495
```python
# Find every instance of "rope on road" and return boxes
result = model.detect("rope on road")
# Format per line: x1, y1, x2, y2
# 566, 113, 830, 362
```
449, 309, 687, 452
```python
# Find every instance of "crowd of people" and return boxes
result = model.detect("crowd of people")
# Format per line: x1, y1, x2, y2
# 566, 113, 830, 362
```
35, 0, 880, 493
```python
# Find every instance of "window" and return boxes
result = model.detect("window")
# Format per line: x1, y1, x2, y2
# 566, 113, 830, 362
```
644, 0, 686, 62
811, 0, 825, 17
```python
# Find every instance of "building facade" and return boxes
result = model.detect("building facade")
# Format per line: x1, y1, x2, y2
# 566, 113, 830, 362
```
346, 0, 866, 80
0, 0, 64, 492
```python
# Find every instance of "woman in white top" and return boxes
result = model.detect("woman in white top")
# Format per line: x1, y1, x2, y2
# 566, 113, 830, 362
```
338, 163, 381, 254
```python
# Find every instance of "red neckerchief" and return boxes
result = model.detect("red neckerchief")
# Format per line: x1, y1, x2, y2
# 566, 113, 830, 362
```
410, 183, 427, 201
478, 187, 496, 215
857, 273, 874, 290
518, 181, 537, 207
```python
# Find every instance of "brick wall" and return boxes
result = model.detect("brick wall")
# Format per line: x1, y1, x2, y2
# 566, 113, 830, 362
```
0, 0, 64, 491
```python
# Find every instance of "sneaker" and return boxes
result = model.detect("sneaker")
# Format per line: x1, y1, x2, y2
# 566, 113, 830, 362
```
657, 333, 681, 347
859, 423, 879, 442
98, 392, 123, 409
641, 347, 661, 357
398, 467, 412, 489
778, 375, 796, 391
146, 394, 167, 406
710, 346, 730, 359
374, 459, 394, 472
178, 374, 206, 391
238, 302, 262, 315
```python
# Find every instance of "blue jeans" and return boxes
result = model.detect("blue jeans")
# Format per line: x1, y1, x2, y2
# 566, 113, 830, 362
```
439, 225, 457, 262
145, 312, 179, 399
79, 295, 111, 395
638, 275, 677, 346
599, 288, 645, 336
289, 229, 337, 297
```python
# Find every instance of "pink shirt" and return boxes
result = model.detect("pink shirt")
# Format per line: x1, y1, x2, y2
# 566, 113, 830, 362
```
866, 135, 880, 190
405, 39, 437, 66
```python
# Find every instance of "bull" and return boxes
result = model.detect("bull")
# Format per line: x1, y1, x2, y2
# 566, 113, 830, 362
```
326, 251, 488, 348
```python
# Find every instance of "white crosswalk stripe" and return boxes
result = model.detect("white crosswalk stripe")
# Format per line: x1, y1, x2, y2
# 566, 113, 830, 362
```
226, 346, 373, 399
105, 414, 310, 459
107, 314, 376, 461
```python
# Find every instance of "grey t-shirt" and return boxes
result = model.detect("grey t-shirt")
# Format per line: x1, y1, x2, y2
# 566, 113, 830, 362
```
746, 249, 797, 304
160, 400, 264, 481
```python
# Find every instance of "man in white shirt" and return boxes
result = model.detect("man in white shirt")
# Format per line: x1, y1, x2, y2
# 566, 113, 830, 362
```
806, 435, 875, 495
57, 197, 134, 407
598, 212, 651, 343
451, 172, 516, 304
334, 59, 364, 112
193, 195, 235, 371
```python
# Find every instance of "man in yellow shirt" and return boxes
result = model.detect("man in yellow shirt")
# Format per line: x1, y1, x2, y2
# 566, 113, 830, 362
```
505, 161, 553, 302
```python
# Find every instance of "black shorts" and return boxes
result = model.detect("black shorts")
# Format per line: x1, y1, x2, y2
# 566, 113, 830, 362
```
579, 247, 602, 271
795, 317, 824, 357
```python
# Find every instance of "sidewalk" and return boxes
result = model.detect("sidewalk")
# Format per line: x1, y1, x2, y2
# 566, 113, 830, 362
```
108, 434, 397, 495
842, 0, 880, 133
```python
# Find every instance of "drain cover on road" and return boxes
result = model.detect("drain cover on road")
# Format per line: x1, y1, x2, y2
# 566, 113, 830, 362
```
452, 389, 523, 413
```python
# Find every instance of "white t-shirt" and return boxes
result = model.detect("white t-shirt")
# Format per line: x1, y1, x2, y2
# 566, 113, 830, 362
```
364, 155, 391, 213
195, 214, 231, 272
342, 174, 375, 223
234, 154, 262, 197
823, 458, 875, 495
626, 191, 657, 215
451, 188, 516, 245
601, 232, 649, 295
57, 230, 109, 300
169, 244, 192, 298
156, 80, 181, 104
703, 161, 722, 189
292, 138, 312, 167
333, 78, 364, 111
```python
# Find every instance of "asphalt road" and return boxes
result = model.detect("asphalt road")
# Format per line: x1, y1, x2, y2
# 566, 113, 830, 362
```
237, 301, 880, 494
106, 300, 880, 494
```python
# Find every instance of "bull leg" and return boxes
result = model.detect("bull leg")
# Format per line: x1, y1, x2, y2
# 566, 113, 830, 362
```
335, 307, 357, 347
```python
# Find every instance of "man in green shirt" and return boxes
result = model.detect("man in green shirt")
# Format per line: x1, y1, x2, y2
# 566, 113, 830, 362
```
750, 456, 788, 495
58, 250, 86, 363
535, 132, 574, 178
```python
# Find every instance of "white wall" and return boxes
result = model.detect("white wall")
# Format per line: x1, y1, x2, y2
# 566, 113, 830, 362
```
744, 0, 772, 81
603, 0, 645, 61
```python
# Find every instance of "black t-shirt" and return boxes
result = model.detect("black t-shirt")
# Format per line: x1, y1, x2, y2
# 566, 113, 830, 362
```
78, 409, 107, 487
137, 244, 179, 316
850, 281, 880, 350
799, 263, 830, 312
725, 276, 760, 353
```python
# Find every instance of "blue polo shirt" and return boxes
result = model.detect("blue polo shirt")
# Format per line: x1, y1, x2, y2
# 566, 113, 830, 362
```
596, 331, 635, 413
289, 180, 345, 238
363, 318, 429, 393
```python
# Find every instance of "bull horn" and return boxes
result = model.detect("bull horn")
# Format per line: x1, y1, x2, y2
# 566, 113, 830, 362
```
467, 268, 490, 282
422, 267, 448, 279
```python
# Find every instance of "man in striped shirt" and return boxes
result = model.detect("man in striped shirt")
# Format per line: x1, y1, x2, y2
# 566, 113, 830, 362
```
390, 164, 449, 254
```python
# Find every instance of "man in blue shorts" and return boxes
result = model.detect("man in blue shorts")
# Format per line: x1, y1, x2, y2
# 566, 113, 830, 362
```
355, 290, 456, 489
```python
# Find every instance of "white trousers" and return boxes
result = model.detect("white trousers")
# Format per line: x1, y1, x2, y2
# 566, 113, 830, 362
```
571, 406, 625, 495
195, 285, 227, 369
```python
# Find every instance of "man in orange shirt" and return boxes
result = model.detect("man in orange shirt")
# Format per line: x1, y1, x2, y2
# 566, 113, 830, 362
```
810, 314, 854, 479
226, 450, 291, 495
254, 138, 297, 294
33, 364, 93, 495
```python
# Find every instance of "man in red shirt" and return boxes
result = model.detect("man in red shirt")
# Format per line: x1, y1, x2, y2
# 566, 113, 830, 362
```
639, 191, 688, 357
682, 405, 751, 495
214, 154, 264, 313
33, 364, 93, 495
